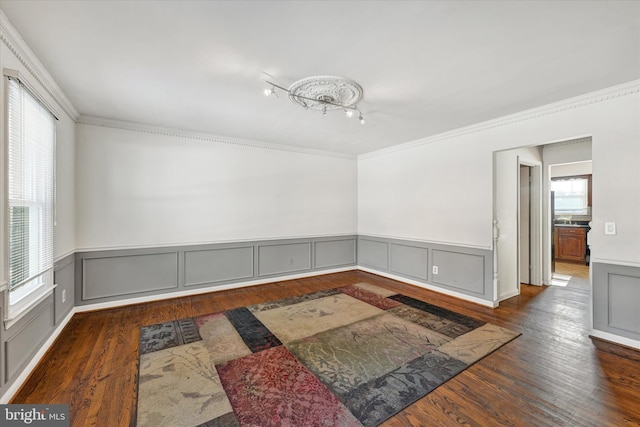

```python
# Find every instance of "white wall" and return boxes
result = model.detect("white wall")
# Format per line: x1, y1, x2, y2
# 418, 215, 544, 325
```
54, 116, 76, 259
75, 123, 358, 250
550, 160, 592, 178
358, 137, 494, 249
358, 83, 640, 267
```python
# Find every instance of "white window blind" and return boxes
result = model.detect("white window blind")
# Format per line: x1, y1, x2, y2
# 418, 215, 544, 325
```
7, 76, 56, 301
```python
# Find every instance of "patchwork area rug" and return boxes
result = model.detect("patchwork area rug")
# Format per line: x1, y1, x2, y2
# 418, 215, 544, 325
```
136, 283, 519, 427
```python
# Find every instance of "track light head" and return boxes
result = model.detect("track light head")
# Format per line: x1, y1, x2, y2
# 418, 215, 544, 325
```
264, 86, 278, 97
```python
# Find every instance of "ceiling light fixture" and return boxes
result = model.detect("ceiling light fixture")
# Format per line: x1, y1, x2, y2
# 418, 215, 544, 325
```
264, 75, 365, 124
263, 85, 278, 97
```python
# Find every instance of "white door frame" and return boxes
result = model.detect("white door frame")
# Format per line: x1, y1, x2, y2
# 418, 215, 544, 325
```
518, 157, 543, 286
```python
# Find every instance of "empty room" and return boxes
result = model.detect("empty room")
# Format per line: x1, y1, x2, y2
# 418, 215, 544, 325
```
0, 1, 639, 426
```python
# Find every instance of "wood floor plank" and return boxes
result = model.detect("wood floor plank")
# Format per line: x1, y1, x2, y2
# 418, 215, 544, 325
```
10, 270, 640, 426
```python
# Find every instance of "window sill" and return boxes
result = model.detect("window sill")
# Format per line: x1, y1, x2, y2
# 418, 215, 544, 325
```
4, 284, 57, 330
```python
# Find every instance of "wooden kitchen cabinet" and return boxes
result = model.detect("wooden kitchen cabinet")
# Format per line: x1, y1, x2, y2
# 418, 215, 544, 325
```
555, 226, 587, 262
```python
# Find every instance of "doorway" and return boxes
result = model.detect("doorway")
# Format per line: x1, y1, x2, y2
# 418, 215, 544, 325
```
548, 161, 592, 290
519, 165, 532, 285
494, 148, 543, 302
494, 138, 592, 303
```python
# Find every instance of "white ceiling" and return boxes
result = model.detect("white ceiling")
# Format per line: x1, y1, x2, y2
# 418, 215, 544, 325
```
1, 1, 639, 155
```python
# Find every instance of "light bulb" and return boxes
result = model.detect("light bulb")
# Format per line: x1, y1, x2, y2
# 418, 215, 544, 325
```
345, 109, 354, 118
359, 114, 365, 125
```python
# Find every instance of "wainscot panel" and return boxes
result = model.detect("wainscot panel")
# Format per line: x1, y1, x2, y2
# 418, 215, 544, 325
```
358, 238, 389, 270
258, 242, 311, 276
184, 246, 254, 287
4, 299, 54, 382
358, 235, 493, 302
390, 243, 429, 280
314, 239, 356, 269
593, 262, 640, 341
81, 251, 179, 301
432, 250, 485, 295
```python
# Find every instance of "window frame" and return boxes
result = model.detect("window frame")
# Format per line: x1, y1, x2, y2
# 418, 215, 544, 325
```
3, 70, 59, 326
551, 174, 592, 216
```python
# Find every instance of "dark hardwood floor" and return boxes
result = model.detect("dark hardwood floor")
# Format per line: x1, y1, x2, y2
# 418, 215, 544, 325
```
11, 271, 640, 426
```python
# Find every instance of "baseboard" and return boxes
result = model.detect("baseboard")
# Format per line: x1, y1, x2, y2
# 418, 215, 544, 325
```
358, 266, 497, 308
498, 289, 521, 302
0, 308, 75, 404
590, 329, 640, 351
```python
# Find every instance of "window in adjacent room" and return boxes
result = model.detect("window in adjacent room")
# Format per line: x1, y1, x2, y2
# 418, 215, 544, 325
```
551, 175, 592, 216
5, 73, 57, 321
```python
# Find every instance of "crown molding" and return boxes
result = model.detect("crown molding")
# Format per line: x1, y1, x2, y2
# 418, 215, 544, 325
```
359, 79, 640, 160
542, 136, 592, 150
0, 10, 79, 120
76, 115, 357, 160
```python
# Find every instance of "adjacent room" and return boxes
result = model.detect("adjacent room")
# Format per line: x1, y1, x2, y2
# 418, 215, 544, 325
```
0, 1, 639, 425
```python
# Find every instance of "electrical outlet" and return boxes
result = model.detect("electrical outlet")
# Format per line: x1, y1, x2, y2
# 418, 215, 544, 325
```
604, 222, 616, 235
432, 266, 439, 275
62, 289, 66, 303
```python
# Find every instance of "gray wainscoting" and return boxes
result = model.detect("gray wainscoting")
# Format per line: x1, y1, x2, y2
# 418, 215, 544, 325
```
0, 253, 75, 397
81, 251, 180, 300
54, 255, 75, 324
315, 238, 356, 269
75, 236, 357, 306
359, 239, 389, 270
258, 242, 311, 276
592, 262, 640, 342
358, 235, 493, 302
184, 246, 254, 287
4, 300, 54, 381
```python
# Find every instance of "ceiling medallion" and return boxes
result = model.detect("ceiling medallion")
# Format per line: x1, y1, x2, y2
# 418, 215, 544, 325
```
264, 75, 365, 124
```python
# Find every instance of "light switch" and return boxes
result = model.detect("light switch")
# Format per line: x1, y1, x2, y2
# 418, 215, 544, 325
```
604, 222, 616, 235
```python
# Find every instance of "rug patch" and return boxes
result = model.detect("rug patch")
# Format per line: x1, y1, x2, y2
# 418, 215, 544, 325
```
224, 307, 282, 352
389, 294, 486, 330
341, 350, 468, 427
137, 341, 233, 426
253, 293, 383, 343
196, 412, 240, 426
195, 313, 252, 364
438, 323, 521, 364
216, 346, 361, 427
388, 305, 469, 339
338, 285, 403, 310
351, 282, 397, 297
287, 312, 443, 395
140, 318, 202, 355
248, 289, 341, 313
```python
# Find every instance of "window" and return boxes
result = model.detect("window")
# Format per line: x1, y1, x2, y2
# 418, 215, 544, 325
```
551, 175, 591, 216
5, 75, 56, 317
